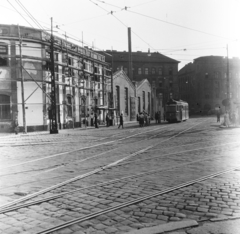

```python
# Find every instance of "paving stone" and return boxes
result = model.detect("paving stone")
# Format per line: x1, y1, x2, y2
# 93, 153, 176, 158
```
175, 213, 187, 218
129, 223, 145, 229
157, 215, 169, 221
152, 210, 163, 215
221, 211, 233, 216
118, 225, 133, 232
94, 223, 107, 230
134, 212, 145, 217
163, 211, 175, 216
105, 226, 119, 233
145, 213, 157, 219
197, 207, 208, 213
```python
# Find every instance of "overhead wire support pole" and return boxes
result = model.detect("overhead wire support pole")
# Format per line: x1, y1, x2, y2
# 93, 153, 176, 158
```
65, 32, 74, 129
18, 25, 27, 134
50, 17, 58, 134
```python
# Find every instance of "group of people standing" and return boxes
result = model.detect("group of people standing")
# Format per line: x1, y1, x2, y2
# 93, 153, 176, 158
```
137, 112, 151, 127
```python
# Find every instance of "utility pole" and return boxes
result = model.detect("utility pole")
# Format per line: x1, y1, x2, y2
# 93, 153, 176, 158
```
65, 32, 74, 129
18, 25, 27, 134
50, 17, 58, 134
227, 44, 230, 100
226, 44, 232, 113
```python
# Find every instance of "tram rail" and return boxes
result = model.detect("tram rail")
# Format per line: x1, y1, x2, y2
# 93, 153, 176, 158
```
0, 120, 206, 210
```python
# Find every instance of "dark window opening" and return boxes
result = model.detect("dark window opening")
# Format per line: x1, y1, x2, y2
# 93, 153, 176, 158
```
124, 88, 128, 115
0, 57, 7, 66
0, 94, 11, 120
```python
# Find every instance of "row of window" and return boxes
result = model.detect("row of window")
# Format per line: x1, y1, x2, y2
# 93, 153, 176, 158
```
115, 86, 151, 116
123, 67, 173, 76
206, 72, 239, 79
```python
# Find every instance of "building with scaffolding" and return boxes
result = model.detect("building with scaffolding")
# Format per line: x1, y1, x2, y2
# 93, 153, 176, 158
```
0, 24, 112, 132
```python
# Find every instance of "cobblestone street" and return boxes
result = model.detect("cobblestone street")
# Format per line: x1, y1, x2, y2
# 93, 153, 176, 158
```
0, 117, 240, 234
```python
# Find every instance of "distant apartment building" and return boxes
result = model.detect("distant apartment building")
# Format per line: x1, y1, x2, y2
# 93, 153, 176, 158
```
0, 24, 111, 132
178, 56, 240, 114
101, 50, 179, 117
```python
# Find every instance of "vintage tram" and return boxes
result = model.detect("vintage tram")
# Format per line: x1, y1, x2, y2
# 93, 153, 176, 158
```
165, 99, 189, 122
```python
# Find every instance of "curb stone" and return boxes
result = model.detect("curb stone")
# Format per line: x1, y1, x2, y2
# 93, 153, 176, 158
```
126, 220, 199, 234
210, 215, 240, 222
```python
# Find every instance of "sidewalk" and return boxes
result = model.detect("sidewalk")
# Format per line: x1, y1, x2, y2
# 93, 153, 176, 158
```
0, 120, 139, 138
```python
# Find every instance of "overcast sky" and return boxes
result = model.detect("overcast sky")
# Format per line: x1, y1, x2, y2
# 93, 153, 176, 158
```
1, 0, 239, 69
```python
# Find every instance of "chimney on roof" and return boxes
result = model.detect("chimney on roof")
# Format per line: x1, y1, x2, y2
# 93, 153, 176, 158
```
128, 27, 133, 81
148, 48, 151, 56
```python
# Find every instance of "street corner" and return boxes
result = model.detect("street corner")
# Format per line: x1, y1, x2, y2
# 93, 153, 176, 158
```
183, 217, 240, 234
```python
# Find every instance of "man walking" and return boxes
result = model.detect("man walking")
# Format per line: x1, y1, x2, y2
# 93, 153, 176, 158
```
118, 113, 124, 129
94, 113, 99, 128
106, 113, 110, 127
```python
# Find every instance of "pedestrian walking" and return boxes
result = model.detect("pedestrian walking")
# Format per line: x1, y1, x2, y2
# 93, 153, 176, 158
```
144, 112, 148, 126
118, 113, 124, 129
217, 111, 220, 122
163, 111, 166, 121
90, 112, 94, 126
12, 116, 19, 134
155, 112, 158, 124
106, 113, 109, 127
139, 112, 144, 127
158, 111, 161, 124
147, 114, 151, 125
94, 113, 99, 128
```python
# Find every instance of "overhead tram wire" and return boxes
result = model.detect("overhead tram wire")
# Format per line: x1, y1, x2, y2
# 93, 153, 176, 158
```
6, 0, 34, 28
15, 0, 45, 31
125, 9, 235, 40
89, 0, 158, 52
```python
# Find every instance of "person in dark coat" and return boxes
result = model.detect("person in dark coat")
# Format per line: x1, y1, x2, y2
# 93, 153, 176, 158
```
94, 113, 99, 128
139, 112, 144, 127
90, 112, 94, 126
155, 112, 158, 124
106, 113, 109, 127
118, 113, 124, 129
217, 110, 220, 122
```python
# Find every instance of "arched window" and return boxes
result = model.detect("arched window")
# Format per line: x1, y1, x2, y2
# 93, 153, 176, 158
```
0, 94, 11, 120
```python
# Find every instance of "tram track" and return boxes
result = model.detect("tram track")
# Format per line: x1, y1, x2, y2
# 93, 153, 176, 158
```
34, 166, 240, 234
1, 118, 239, 234
1, 140, 239, 214
0, 120, 206, 210
0, 125, 168, 172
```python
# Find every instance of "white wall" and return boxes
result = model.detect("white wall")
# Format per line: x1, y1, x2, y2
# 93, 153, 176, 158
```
17, 81, 43, 126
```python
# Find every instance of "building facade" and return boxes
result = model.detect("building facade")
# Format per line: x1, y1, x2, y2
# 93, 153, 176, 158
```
178, 56, 240, 114
0, 24, 111, 132
113, 69, 151, 124
101, 50, 179, 118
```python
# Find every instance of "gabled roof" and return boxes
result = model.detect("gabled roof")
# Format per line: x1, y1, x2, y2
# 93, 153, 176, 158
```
135, 79, 151, 90
113, 69, 135, 90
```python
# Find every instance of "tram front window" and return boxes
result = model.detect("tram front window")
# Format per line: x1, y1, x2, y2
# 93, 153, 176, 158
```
166, 106, 176, 112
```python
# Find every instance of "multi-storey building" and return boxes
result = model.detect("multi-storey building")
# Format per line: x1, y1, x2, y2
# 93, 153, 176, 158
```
0, 24, 111, 132
178, 56, 240, 114
101, 50, 179, 118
